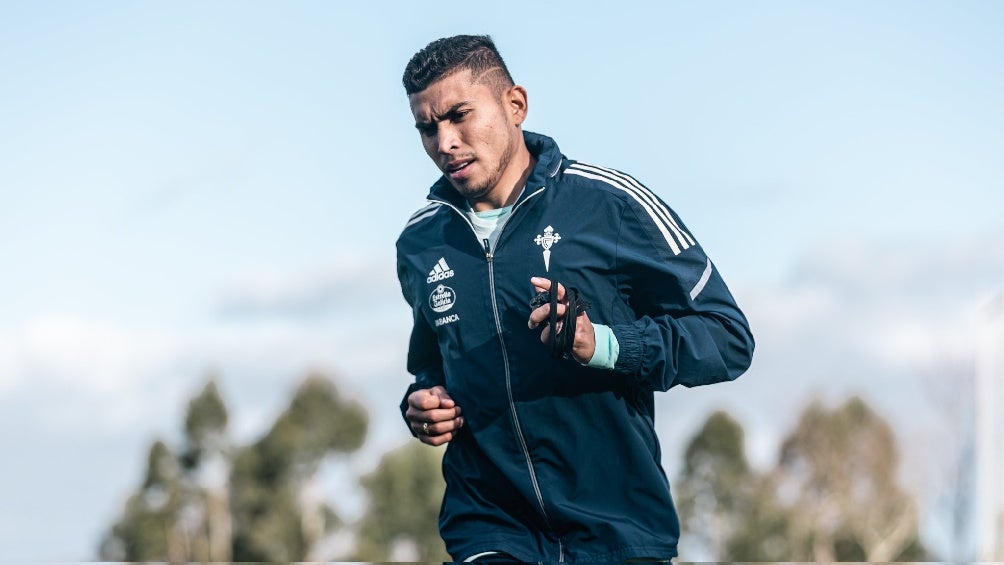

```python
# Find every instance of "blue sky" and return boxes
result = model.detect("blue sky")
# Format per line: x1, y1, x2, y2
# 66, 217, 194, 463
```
1, 1, 1002, 560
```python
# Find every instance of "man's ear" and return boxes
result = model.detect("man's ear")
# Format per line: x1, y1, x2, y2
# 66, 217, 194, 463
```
506, 85, 528, 127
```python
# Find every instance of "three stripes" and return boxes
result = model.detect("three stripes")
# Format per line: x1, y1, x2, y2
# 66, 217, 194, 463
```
406, 201, 443, 228
565, 163, 695, 255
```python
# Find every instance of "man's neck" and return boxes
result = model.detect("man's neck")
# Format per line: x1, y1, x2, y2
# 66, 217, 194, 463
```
469, 150, 537, 212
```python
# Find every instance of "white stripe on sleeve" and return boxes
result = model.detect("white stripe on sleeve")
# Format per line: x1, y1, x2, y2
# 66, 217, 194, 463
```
574, 163, 695, 247
690, 258, 713, 300
405, 203, 442, 227
565, 166, 683, 254
463, 551, 501, 562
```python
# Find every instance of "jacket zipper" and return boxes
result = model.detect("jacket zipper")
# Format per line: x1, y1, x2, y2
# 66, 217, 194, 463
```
435, 187, 564, 561
484, 236, 564, 563
484, 236, 552, 513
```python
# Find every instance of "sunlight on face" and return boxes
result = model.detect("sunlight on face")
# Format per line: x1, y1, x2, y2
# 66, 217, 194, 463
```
409, 70, 525, 206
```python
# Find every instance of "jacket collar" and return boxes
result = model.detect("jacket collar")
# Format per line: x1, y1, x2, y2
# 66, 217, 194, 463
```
427, 130, 563, 209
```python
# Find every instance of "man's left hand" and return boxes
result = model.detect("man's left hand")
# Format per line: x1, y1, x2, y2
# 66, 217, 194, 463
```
528, 277, 595, 363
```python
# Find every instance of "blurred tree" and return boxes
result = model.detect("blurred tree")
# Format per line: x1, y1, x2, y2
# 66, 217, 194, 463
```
178, 378, 232, 561
230, 373, 367, 561
352, 441, 449, 561
773, 396, 928, 561
722, 473, 792, 561
675, 410, 756, 559
675, 397, 929, 561
100, 373, 368, 562
99, 440, 185, 561
181, 379, 229, 470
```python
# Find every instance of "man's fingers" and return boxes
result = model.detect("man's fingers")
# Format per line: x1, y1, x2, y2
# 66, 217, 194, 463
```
405, 405, 461, 436
408, 386, 456, 410
421, 431, 454, 446
527, 302, 568, 329
406, 397, 463, 438
528, 304, 543, 329
408, 406, 461, 423
408, 390, 439, 410
404, 388, 464, 448
412, 414, 465, 445
530, 276, 551, 292
539, 318, 567, 343
416, 415, 465, 436
530, 277, 566, 301
429, 385, 455, 407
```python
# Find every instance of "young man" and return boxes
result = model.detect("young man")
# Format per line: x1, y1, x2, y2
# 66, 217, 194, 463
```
396, 35, 754, 562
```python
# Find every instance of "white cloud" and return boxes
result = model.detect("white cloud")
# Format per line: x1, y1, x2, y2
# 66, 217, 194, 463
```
2, 247, 416, 433
215, 255, 401, 321
0, 315, 186, 436
20, 315, 179, 391
742, 233, 1003, 378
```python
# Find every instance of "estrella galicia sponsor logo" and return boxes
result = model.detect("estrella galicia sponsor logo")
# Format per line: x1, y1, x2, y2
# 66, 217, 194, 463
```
427, 257, 455, 283
435, 313, 460, 327
429, 284, 456, 313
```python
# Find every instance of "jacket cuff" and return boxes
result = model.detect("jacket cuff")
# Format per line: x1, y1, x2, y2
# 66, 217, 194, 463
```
610, 323, 644, 377
400, 381, 426, 437
584, 323, 620, 369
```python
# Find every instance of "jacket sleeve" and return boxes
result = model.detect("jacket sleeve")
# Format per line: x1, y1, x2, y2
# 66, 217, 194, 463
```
607, 196, 754, 392
397, 258, 446, 435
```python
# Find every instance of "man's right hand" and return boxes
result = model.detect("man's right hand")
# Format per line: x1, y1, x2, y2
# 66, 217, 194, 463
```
406, 385, 464, 446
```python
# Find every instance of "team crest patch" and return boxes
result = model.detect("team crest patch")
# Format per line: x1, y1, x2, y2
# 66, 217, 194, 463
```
429, 284, 456, 313
534, 225, 561, 272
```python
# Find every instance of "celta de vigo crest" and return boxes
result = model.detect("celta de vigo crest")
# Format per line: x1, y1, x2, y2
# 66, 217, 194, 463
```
534, 225, 561, 272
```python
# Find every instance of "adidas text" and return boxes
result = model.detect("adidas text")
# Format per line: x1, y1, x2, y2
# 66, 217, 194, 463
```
427, 257, 456, 283
427, 269, 455, 283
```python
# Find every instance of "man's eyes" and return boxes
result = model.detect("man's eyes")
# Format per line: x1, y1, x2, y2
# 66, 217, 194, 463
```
416, 110, 471, 136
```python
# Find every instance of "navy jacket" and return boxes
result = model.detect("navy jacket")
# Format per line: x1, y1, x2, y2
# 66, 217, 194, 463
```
396, 131, 754, 561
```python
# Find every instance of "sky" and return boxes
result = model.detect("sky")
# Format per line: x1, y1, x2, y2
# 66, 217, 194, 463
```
1, 0, 1003, 560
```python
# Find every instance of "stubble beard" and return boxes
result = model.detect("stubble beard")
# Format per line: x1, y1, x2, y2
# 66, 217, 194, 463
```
452, 138, 516, 206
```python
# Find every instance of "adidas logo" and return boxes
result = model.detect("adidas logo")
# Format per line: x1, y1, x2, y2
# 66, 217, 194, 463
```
427, 257, 455, 283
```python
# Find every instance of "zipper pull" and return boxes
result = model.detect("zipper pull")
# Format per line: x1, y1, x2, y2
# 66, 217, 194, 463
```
483, 238, 493, 262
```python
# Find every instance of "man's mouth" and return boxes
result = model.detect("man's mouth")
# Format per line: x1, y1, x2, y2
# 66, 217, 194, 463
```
445, 159, 474, 178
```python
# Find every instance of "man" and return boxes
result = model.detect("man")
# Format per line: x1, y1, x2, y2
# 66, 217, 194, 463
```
396, 35, 754, 562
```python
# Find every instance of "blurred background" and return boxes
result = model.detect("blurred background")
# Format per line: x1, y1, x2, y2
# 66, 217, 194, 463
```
1, 0, 1002, 561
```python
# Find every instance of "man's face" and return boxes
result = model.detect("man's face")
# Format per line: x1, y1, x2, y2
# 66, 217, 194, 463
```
409, 70, 524, 203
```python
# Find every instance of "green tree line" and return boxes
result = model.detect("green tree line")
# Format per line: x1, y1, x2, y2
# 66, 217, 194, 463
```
676, 397, 928, 561
99, 374, 447, 562
100, 375, 928, 561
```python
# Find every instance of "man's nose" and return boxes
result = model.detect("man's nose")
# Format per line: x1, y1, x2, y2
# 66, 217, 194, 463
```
437, 124, 460, 154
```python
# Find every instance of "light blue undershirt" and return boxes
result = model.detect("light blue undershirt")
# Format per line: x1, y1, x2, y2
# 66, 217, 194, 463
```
466, 206, 620, 369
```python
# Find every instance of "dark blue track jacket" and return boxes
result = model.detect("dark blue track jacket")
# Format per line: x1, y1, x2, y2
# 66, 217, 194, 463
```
397, 131, 754, 562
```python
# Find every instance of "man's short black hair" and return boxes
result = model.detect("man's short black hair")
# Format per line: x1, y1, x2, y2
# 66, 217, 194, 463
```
402, 34, 515, 95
